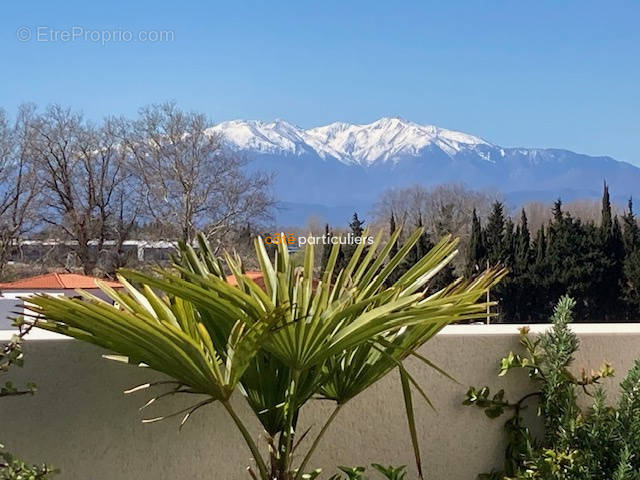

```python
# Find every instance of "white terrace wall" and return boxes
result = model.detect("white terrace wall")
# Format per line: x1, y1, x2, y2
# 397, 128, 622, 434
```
2, 325, 640, 480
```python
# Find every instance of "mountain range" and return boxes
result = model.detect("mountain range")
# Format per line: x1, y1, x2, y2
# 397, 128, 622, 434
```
207, 117, 640, 225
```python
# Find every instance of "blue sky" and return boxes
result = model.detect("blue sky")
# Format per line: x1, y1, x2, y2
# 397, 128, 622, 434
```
1, 1, 639, 163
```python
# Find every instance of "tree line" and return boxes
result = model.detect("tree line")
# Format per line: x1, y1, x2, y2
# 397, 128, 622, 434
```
0, 102, 273, 278
333, 183, 640, 322
466, 183, 640, 322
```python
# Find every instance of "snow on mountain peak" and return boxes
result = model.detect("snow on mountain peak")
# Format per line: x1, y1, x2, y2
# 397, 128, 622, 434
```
207, 119, 309, 156
209, 117, 492, 165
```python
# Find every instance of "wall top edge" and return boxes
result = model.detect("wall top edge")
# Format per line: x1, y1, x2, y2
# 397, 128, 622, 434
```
2, 323, 640, 342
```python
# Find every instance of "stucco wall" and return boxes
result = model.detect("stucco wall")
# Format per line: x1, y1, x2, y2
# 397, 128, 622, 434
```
1, 325, 639, 480
0, 298, 17, 329
0, 289, 107, 329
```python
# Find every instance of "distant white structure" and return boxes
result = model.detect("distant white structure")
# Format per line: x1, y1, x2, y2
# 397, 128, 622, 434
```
13, 239, 178, 262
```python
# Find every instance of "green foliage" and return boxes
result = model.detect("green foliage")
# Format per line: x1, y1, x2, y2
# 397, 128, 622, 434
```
0, 451, 58, 480
622, 198, 640, 253
370, 463, 408, 480
466, 208, 486, 277
463, 184, 640, 322
622, 198, 640, 316
27, 228, 505, 480
464, 295, 640, 479
485, 202, 506, 266
329, 466, 366, 480
328, 464, 407, 480
336, 212, 367, 273
0, 454, 55, 480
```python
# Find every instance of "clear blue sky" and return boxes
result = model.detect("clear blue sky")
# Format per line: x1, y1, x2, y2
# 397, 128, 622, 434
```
1, 1, 639, 163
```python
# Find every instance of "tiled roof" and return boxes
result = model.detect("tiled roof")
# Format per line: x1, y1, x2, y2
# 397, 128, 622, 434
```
225, 271, 319, 289
0, 273, 122, 291
226, 271, 265, 288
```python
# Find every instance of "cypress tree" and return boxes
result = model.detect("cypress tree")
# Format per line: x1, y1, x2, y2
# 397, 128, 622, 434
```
607, 216, 626, 318
623, 249, 640, 318
335, 212, 368, 272
622, 198, 640, 318
545, 193, 616, 321
496, 212, 531, 323
334, 213, 364, 273
466, 208, 486, 277
515, 209, 531, 273
601, 181, 613, 237
622, 198, 640, 254
485, 201, 506, 265
552, 199, 563, 223
527, 225, 550, 322
596, 183, 625, 320
503, 218, 516, 267
545, 201, 599, 320
414, 214, 432, 260
349, 212, 365, 237
535, 225, 546, 267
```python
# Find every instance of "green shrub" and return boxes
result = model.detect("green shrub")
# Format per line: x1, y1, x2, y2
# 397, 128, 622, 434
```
328, 464, 407, 480
464, 295, 640, 480
0, 451, 57, 480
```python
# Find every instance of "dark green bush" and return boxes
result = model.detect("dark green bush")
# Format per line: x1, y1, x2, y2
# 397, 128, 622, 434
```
464, 295, 640, 479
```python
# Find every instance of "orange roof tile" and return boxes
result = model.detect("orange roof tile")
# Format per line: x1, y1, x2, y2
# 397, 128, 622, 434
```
226, 271, 265, 288
0, 273, 122, 291
225, 271, 319, 290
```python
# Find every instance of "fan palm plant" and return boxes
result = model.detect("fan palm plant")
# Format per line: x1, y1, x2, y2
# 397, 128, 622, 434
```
26, 227, 504, 480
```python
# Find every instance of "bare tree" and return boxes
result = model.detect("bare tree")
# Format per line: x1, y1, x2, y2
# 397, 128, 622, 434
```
0, 106, 40, 280
423, 184, 500, 239
523, 198, 624, 233
29, 105, 140, 275
123, 102, 273, 245
372, 183, 499, 271
373, 183, 498, 238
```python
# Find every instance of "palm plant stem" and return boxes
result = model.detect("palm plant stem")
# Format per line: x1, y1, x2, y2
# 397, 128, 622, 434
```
222, 400, 269, 480
281, 369, 301, 478
294, 404, 343, 480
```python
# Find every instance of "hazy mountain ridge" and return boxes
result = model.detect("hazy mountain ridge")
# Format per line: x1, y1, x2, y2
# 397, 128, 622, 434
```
207, 117, 640, 225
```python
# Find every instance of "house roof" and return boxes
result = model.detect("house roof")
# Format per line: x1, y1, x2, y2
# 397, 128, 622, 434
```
225, 271, 319, 290
0, 273, 122, 291
226, 271, 266, 288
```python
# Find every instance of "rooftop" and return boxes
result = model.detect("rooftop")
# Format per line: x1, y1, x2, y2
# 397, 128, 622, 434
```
226, 271, 265, 289
0, 273, 122, 291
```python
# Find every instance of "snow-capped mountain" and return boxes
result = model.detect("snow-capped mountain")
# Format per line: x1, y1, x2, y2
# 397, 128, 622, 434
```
208, 117, 492, 165
207, 117, 640, 225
